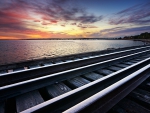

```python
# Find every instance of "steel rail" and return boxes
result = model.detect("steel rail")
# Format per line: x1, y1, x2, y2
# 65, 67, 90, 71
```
1, 45, 150, 76
1, 49, 150, 89
63, 64, 150, 113
20, 57, 150, 113
0, 46, 149, 86
0, 49, 149, 102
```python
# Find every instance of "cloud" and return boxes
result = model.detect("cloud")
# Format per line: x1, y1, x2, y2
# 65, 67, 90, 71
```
42, 21, 51, 25
51, 20, 58, 24
61, 24, 66, 27
98, 26, 150, 37
109, 2, 150, 25
0, 0, 103, 39
77, 15, 103, 23
77, 24, 85, 28
89, 32, 102, 38
53, 0, 70, 4
89, 26, 150, 38
30, 0, 103, 24
87, 25, 98, 28
100, 27, 125, 34
71, 23, 77, 25
0, 10, 29, 32
111, 26, 150, 35
77, 23, 98, 29
0, 25, 52, 39
0, 0, 39, 35
34, 20, 41, 22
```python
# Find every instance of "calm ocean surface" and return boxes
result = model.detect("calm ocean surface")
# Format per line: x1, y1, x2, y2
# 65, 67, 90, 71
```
0, 40, 144, 65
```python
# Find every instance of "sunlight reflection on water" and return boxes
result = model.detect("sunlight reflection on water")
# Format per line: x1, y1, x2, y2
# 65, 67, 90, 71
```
0, 40, 144, 65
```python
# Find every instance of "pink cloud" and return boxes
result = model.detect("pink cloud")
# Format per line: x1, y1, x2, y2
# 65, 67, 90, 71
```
34, 20, 41, 22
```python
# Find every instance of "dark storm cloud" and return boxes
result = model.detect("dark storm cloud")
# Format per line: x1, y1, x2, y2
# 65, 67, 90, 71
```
109, 2, 150, 25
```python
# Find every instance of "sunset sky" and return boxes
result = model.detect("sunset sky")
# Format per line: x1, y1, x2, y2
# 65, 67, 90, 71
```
0, 0, 150, 39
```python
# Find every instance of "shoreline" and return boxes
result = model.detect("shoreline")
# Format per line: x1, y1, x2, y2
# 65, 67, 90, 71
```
0, 44, 149, 72
133, 39, 150, 43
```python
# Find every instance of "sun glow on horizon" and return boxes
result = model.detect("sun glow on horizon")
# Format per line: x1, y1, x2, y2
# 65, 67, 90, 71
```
0, 0, 149, 39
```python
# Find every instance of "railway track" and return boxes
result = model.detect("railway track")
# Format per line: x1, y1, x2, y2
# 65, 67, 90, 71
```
109, 70, 150, 113
0, 45, 150, 113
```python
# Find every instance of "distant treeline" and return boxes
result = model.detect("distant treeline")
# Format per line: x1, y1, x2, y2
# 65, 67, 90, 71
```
123, 32, 150, 39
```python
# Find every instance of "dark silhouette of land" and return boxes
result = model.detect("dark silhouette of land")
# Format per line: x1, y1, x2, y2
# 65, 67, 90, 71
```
0, 32, 149, 40
122, 32, 150, 39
